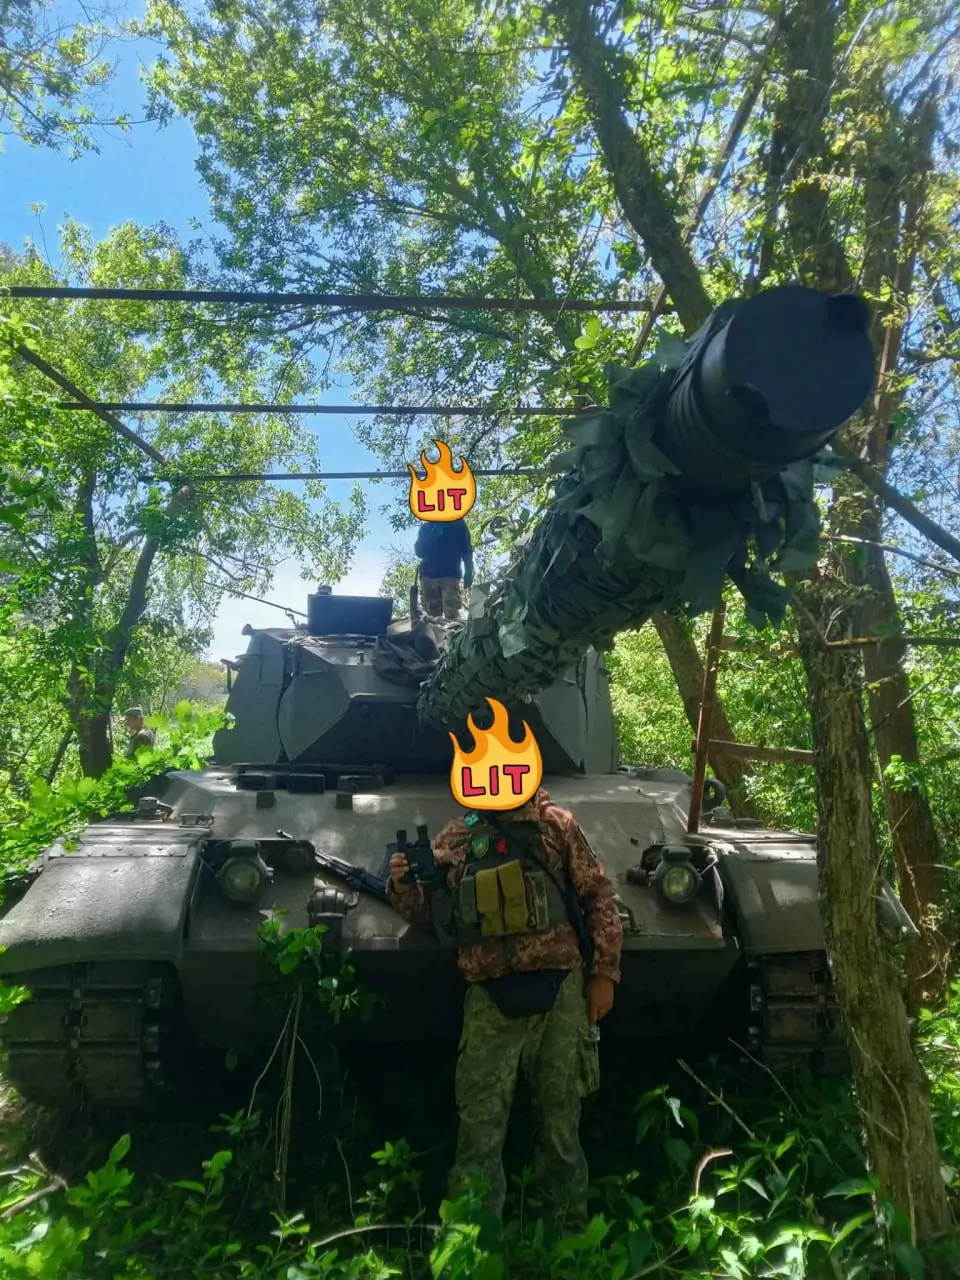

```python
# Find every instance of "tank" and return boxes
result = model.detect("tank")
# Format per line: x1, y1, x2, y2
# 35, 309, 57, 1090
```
0, 285, 911, 1110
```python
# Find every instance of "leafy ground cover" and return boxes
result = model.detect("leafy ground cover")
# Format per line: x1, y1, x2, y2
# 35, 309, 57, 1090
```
0, 1000, 957, 1279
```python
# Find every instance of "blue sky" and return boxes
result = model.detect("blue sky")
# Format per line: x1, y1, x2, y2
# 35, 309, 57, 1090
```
0, 4, 411, 659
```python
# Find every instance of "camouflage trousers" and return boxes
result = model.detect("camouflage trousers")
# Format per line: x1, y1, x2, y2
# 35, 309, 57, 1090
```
449, 970, 599, 1223
420, 576, 462, 620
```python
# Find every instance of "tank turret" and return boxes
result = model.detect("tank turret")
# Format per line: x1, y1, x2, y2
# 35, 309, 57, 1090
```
213, 591, 617, 777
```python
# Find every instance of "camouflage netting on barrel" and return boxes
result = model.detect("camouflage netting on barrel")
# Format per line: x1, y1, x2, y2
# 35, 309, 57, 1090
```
418, 286, 874, 728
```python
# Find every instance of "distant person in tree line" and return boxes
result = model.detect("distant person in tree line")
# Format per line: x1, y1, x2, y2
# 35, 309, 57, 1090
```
123, 707, 156, 758
414, 517, 474, 620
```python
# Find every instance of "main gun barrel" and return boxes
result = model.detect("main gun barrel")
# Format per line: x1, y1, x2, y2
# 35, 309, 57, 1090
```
418, 284, 873, 729
656, 286, 871, 491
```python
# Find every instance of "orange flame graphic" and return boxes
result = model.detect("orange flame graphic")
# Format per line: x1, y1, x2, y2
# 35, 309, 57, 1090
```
449, 698, 543, 811
408, 439, 477, 522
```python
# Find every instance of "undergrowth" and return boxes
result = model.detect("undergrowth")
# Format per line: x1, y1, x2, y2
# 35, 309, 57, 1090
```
0, 701, 226, 873
0, 970, 956, 1278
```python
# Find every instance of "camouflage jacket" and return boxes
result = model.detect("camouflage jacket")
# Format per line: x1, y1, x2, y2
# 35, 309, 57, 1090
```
388, 788, 623, 985
126, 728, 156, 757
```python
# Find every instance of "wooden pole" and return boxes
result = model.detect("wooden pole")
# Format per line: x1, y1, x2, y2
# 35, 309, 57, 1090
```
687, 602, 727, 834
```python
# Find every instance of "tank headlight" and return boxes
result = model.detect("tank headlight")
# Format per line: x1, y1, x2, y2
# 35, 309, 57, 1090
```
219, 854, 269, 903
657, 861, 701, 905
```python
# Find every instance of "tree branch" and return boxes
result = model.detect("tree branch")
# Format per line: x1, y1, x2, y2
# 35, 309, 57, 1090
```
107, 486, 191, 673
548, 0, 712, 331
835, 453, 960, 567
628, 12, 782, 359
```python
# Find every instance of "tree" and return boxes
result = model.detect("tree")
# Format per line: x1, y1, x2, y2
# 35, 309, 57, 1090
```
3, 221, 365, 776
546, 0, 956, 1245
0, 1, 130, 154
753, 0, 952, 1001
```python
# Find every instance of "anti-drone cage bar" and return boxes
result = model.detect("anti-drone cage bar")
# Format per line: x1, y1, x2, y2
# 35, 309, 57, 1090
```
58, 401, 592, 416
138, 468, 550, 483
5, 285, 652, 312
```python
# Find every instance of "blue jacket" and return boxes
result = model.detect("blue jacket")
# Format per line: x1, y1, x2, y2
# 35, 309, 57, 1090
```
415, 519, 473, 579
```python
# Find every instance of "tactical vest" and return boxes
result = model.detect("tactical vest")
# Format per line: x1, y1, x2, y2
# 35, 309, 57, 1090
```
430, 814, 571, 949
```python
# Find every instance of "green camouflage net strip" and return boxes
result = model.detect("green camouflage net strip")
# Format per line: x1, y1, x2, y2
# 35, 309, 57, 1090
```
418, 348, 823, 728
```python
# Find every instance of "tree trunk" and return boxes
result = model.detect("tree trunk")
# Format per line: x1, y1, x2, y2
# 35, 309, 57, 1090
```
548, 0, 711, 333
74, 709, 114, 779
767, 0, 946, 1002
45, 728, 75, 785
794, 578, 954, 1255
64, 488, 189, 778
853, 532, 946, 1003
652, 613, 758, 820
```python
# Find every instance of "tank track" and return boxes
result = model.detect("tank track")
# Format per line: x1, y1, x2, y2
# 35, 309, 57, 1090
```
745, 951, 847, 1072
0, 962, 182, 1109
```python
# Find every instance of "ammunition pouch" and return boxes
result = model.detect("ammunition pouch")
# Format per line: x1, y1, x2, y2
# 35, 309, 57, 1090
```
429, 819, 571, 950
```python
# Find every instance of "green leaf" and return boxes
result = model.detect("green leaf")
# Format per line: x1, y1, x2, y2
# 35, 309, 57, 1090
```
742, 1177, 769, 1200
664, 1138, 691, 1168
108, 1134, 131, 1165
828, 1212, 873, 1249
893, 1241, 926, 1279
574, 315, 602, 350
824, 1177, 877, 1199
583, 1215, 610, 1247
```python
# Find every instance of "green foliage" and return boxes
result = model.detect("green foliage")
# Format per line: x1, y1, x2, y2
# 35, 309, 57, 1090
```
0, 700, 225, 876
609, 600, 818, 832
0, 1035, 957, 1277
0, 1, 130, 155
170, 656, 228, 707
2, 221, 366, 775
257, 915, 381, 1026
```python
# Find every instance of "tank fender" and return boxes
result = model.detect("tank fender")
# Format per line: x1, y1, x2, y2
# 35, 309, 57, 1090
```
0, 822, 206, 974
713, 839, 825, 954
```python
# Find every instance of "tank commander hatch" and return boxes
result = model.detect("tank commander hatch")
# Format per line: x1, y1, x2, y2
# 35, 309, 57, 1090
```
388, 787, 623, 1228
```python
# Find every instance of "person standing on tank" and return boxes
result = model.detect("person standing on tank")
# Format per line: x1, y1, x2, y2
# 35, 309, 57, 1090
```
414, 516, 474, 620
387, 788, 623, 1228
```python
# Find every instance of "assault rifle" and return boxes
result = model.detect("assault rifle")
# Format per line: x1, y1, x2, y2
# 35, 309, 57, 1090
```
313, 849, 391, 904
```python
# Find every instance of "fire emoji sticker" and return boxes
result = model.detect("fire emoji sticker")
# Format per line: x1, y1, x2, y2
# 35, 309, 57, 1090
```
449, 698, 543, 811
408, 439, 477, 522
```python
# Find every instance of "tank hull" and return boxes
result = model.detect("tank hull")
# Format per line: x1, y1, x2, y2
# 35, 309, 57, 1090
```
0, 767, 841, 1107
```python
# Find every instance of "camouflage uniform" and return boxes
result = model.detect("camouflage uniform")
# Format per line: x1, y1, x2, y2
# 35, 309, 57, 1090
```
420, 576, 462, 621
123, 708, 156, 758
126, 727, 156, 757
389, 788, 622, 1222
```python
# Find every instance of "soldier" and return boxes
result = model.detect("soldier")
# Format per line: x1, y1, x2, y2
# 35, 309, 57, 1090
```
123, 707, 156, 757
414, 517, 474, 620
388, 787, 623, 1227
